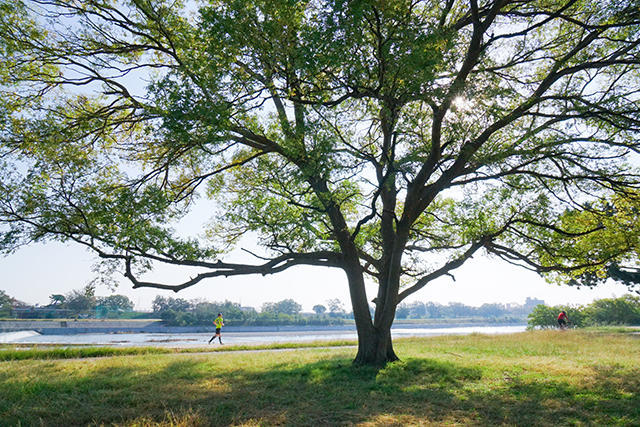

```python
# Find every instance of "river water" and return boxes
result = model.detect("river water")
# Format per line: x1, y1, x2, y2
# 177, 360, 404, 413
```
0, 324, 527, 347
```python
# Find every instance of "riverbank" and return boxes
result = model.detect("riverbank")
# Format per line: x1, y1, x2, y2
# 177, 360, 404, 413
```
0, 317, 526, 334
0, 323, 527, 346
1, 329, 638, 425
0, 319, 162, 333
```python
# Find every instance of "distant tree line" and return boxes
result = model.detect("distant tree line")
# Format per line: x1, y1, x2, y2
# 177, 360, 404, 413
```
2, 287, 552, 325
527, 295, 640, 329
3, 285, 138, 319
394, 297, 545, 321
0, 287, 352, 325
152, 296, 347, 327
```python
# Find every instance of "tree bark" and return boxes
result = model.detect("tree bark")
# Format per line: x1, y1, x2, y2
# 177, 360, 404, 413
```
353, 324, 399, 366
350, 271, 401, 366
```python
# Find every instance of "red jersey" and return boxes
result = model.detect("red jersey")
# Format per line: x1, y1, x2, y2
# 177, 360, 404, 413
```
558, 312, 568, 321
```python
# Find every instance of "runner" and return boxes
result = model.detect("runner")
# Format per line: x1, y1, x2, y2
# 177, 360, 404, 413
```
208, 313, 224, 344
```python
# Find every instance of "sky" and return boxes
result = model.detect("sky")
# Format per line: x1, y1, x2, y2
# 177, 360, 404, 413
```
0, 238, 631, 312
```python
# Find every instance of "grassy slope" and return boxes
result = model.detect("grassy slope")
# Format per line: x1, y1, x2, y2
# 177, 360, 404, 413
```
0, 330, 638, 425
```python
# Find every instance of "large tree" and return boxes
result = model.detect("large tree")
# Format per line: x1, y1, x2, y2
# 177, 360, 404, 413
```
1, 0, 640, 365
97, 294, 135, 312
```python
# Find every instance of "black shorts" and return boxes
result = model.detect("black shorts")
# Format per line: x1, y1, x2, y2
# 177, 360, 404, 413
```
215, 328, 221, 334
557, 319, 567, 327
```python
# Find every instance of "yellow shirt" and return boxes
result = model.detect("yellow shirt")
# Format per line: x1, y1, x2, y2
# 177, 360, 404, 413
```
214, 317, 223, 328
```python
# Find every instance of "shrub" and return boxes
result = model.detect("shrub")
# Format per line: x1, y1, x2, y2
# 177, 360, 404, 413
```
527, 304, 585, 329
527, 295, 640, 329
583, 295, 640, 325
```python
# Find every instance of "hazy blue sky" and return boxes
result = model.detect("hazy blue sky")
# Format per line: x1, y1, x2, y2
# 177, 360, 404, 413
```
1, 239, 630, 312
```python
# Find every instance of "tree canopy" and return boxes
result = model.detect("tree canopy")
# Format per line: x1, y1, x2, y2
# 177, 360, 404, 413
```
1, 0, 639, 364
262, 298, 303, 315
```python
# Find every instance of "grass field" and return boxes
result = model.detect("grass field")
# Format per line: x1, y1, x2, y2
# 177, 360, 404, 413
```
1, 329, 638, 425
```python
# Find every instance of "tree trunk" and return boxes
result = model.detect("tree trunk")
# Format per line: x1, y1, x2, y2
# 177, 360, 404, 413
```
342, 261, 399, 366
313, 175, 402, 367
353, 324, 399, 366
346, 238, 405, 366
343, 265, 396, 366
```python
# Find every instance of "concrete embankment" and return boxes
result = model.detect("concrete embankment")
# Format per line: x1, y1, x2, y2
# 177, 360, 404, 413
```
0, 330, 42, 343
0, 319, 186, 335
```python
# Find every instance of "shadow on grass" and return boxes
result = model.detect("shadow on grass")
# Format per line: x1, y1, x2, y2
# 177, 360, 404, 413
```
1, 355, 639, 425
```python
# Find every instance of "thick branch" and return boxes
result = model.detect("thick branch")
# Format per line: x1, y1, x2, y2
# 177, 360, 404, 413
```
114, 251, 344, 291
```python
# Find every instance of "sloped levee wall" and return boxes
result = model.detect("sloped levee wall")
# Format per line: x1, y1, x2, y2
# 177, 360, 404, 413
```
0, 330, 42, 343
0, 320, 189, 334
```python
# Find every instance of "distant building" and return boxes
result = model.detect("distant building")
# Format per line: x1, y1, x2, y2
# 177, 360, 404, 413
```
524, 297, 545, 308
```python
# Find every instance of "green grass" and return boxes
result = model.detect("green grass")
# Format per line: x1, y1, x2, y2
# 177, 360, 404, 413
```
582, 325, 640, 334
1, 330, 638, 425
0, 340, 356, 361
